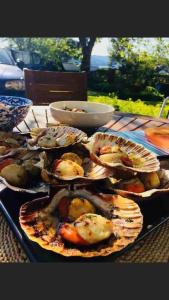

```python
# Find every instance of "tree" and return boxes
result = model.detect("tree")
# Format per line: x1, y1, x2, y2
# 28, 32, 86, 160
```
79, 37, 96, 72
9, 37, 97, 72
9, 38, 82, 68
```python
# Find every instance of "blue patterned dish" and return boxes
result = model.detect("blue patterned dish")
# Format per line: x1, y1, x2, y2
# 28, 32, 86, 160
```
0, 96, 32, 131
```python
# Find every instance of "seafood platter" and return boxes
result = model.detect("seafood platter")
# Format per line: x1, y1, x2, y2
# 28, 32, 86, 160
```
0, 125, 169, 262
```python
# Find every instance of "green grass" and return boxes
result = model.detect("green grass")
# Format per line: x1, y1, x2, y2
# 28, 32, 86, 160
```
88, 91, 169, 118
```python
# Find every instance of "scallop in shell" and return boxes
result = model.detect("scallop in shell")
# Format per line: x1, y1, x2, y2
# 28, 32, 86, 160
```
0, 131, 27, 159
0, 148, 49, 194
85, 132, 160, 173
27, 126, 88, 150
39, 148, 114, 185
106, 158, 169, 201
19, 189, 143, 257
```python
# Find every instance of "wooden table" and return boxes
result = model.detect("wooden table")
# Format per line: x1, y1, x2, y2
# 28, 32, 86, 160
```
14, 106, 169, 134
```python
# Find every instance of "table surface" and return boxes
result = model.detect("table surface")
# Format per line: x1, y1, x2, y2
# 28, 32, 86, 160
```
2, 106, 169, 263
14, 106, 169, 134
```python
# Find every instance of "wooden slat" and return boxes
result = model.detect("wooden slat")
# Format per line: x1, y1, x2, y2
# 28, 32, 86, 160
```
114, 111, 169, 124
98, 115, 123, 132
126, 119, 151, 131
109, 117, 136, 131
139, 120, 166, 130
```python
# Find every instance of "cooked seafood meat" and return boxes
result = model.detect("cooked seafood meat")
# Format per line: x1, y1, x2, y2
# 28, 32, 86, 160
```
61, 152, 82, 166
68, 198, 96, 220
0, 164, 28, 187
63, 107, 87, 113
19, 189, 143, 257
53, 160, 84, 177
139, 172, 160, 190
118, 177, 145, 193
60, 213, 114, 245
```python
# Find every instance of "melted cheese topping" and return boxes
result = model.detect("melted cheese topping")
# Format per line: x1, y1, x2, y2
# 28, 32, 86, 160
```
61, 152, 82, 166
56, 160, 84, 177
75, 213, 113, 244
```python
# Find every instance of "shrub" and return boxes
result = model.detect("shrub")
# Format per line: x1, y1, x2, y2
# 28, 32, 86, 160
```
138, 86, 164, 101
88, 63, 164, 101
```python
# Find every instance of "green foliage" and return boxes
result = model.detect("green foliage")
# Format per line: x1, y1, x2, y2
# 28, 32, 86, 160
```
9, 38, 82, 65
101, 38, 169, 100
88, 91, 168, 118
88, 69, 113, 92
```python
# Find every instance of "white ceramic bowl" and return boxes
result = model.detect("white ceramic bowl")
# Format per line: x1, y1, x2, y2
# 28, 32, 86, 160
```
49, 101, 115, 128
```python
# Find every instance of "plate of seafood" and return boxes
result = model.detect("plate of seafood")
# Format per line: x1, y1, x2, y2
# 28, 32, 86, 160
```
0, 126, 169, 262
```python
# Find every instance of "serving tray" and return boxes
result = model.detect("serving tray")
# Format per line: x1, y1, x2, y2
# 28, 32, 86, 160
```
1, 182, 169, 262
0, 115, 169, 262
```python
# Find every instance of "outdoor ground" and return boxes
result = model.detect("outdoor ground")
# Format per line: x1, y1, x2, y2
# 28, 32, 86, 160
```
88, 91, 169, 118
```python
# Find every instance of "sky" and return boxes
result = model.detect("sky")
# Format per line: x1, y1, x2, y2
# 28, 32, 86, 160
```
92, 38, 110, 56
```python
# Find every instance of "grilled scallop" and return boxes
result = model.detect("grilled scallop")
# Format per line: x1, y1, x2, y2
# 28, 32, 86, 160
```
55, 160, 84, 177
85, 132, 160, 173
28, 126, 87, 150
19, 189, 143, 257
0, 163, 28, 187
61, 152, 82, 166
74, 213, 114, 244
38, 135, 58, 148
68, 198, 96, 220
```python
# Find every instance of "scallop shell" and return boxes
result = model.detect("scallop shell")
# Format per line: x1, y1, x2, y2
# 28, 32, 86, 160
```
27, 126, 88, 150
0, 149, 49, 194
39, 150, 114, 185
19, 189, 143, 257
0, 176, 49, 194
106, 158, 169, 201
85, 132, 160, 173
0, 131, 27, 159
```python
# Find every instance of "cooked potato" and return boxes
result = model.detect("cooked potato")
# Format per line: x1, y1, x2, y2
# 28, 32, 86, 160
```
0, 164, 28, 187
68, 198, 96, 220
61, 152, 82, 166
75, 213, 113, 244
140, 172, 160, 190
56, 160, 84, 177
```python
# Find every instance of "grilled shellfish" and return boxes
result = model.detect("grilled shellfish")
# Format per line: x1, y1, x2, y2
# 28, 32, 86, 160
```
0, 148, 49, 193
106, 158, 169, 200
19, 189, 143, 257
27, 126, 88, 150
85, 132, 160, 173
39, 146, 114, 184
0, 131, 27, 159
